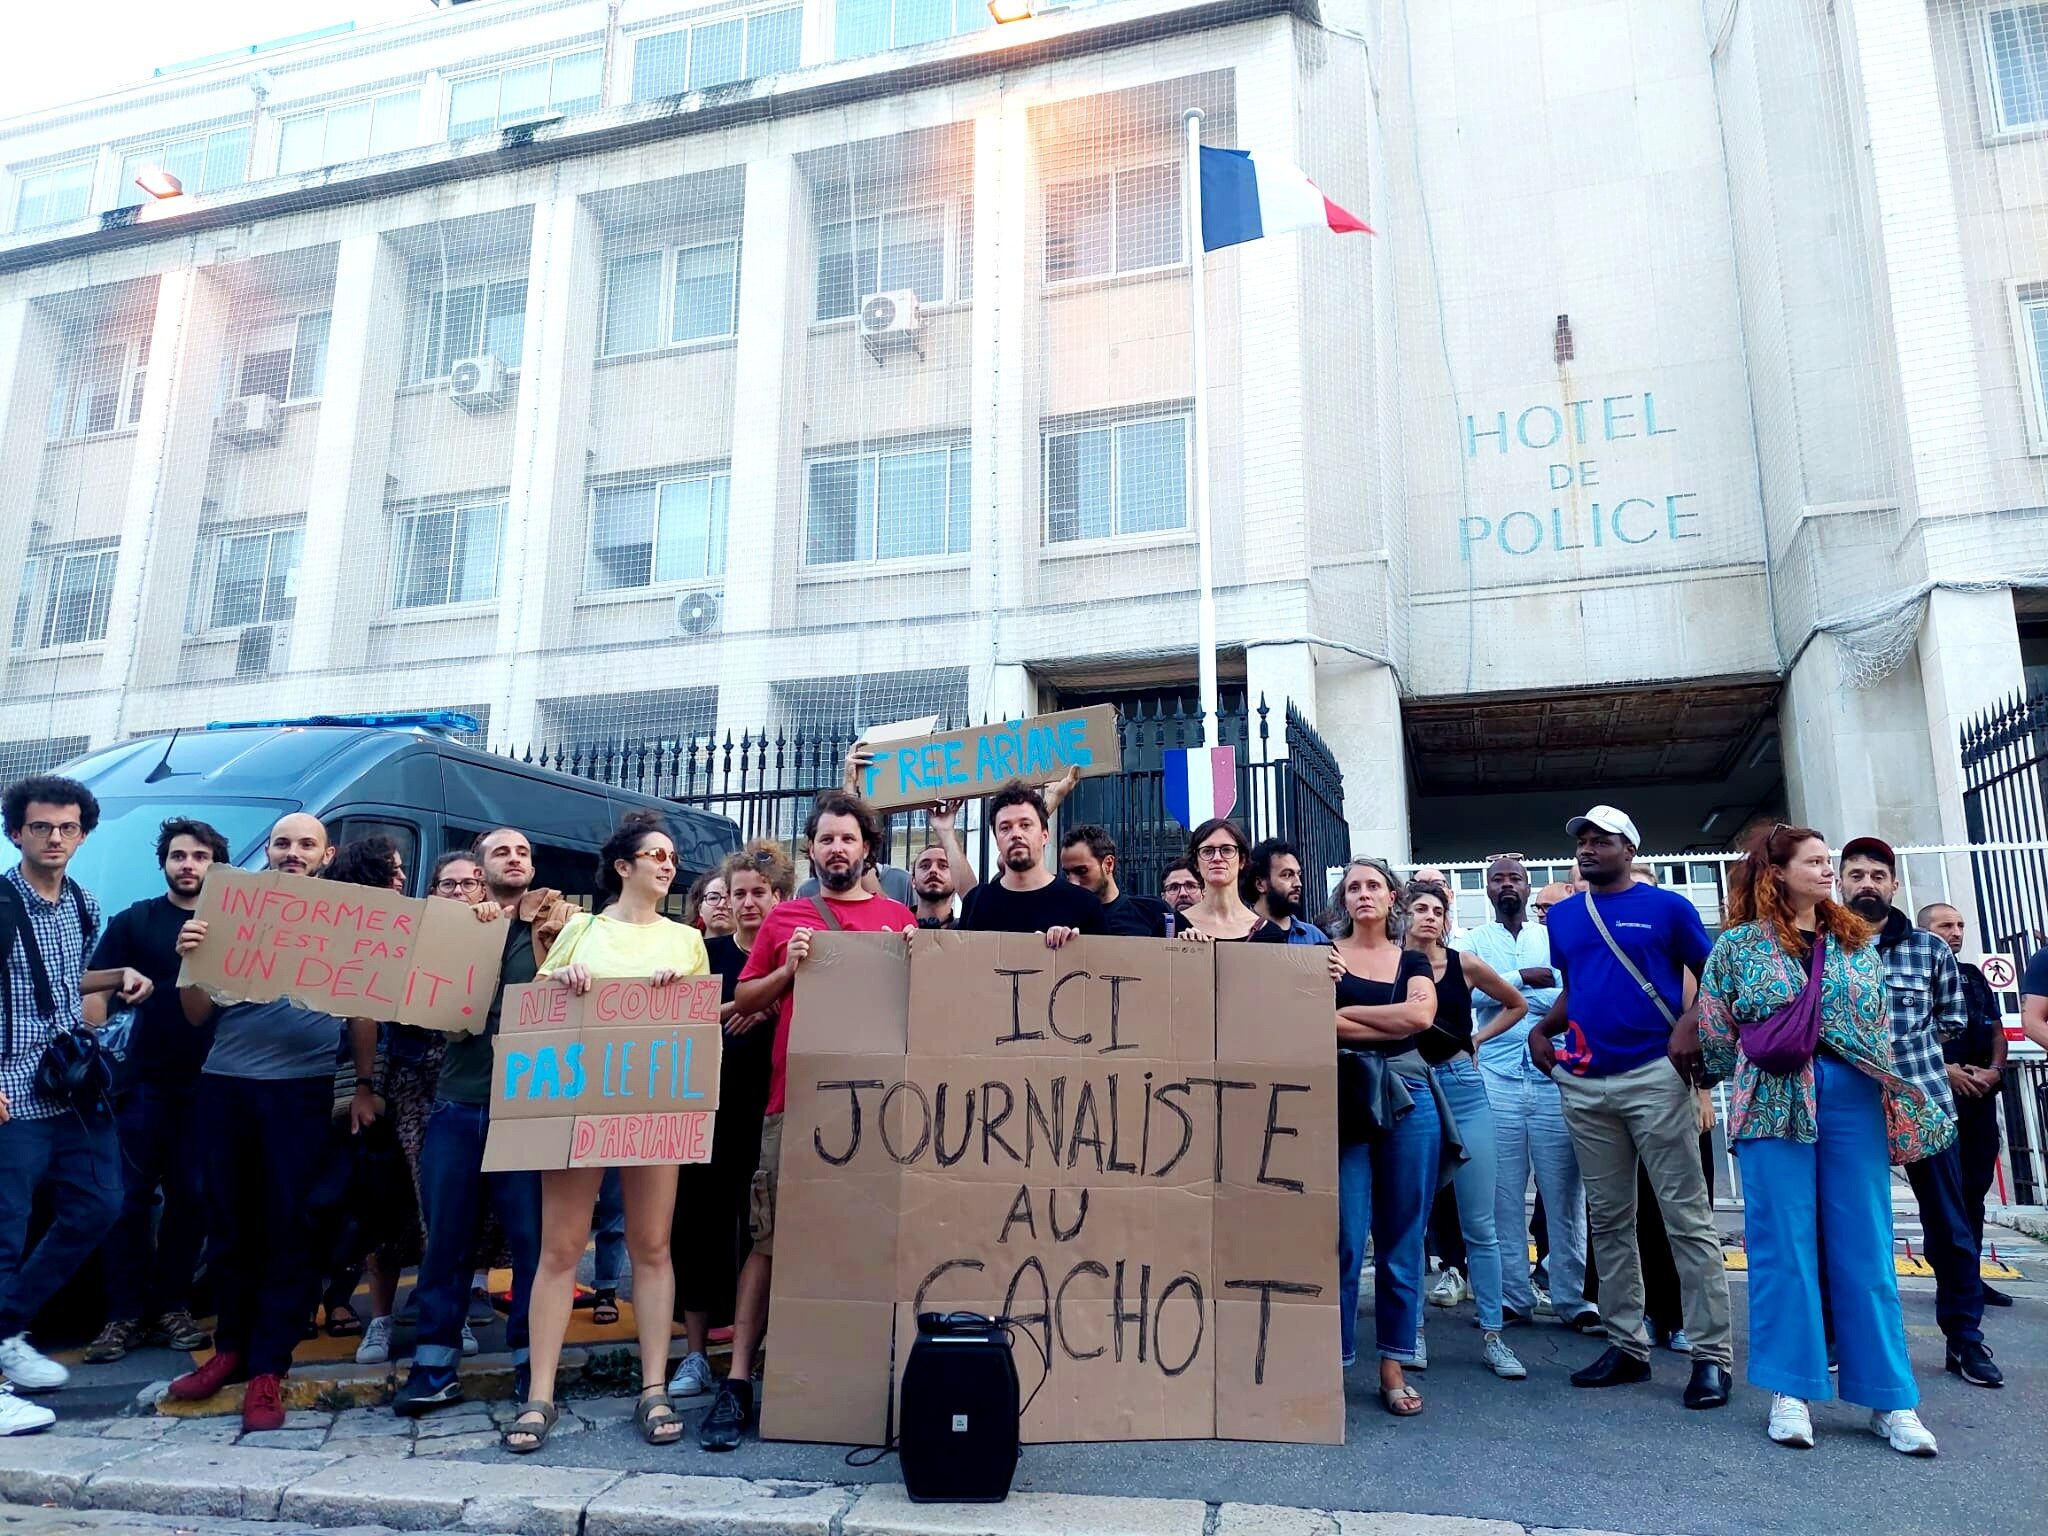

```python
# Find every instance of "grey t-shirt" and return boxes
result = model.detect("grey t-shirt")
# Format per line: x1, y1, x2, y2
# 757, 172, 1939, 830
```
203, 998, 345, 1081
797, 864, 914, 906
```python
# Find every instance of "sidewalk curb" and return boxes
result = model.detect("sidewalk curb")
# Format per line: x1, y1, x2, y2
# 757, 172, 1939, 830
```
0, 1434, 1677, 1536
149, 1349, 587, 1419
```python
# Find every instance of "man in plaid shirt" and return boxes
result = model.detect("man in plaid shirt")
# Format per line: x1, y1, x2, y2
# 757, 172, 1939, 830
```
1840, 836, 2001, 1390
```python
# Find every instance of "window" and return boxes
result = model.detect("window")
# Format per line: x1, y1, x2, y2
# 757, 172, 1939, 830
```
448, 50, 603, 138
47, 339, 148, 439
1984, 5, 2048, 133
1044, 415, 1188, 542
115, 127, 250, 208
815, 203, 965, 320
14, 160, 94, 232
207, 527, 302, 630
237, 313, 330, 402
1044, 165, 1183, 282
414, 280, 527, 381
587, 475, 729, 591
393, 500, 504, 609
632, 6, 803, 99
277, 89, 421, 174
602, 241, 739, 355
37, 546, 118, 647
833, 0, 990, 60
805, 444, 970, 565
2019, 287, 2048, 447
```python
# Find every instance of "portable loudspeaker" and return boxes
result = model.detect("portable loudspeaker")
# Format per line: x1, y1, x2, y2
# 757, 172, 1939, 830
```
898, 1311, 1020, 1503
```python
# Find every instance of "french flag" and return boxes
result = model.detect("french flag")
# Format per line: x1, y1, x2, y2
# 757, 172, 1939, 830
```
1198, 146, 1372, 251
1162, 747, 1238, 829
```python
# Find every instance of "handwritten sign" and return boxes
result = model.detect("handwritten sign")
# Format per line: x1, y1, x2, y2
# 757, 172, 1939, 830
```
855, 705, 1120, 812
480, 977, 724, 1170
762, 933, 1341, 1447
178, 866, 505, 1033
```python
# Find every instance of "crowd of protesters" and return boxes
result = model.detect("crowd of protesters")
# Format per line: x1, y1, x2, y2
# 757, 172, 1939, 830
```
0, 763, 2036, 1457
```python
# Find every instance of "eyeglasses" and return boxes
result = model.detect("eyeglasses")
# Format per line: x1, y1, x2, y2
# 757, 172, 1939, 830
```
701, 891, 732, 905
1485, 852, 1527, 865
25, 821, 83, 840
633, 848, 677, 866
435, 877, 483, 894
1197, 845, 1241, 862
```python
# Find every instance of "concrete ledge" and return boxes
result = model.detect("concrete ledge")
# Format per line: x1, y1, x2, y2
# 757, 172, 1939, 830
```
0, 1434, 153, 1506
843, 1484, 1209, 1536
278, 1457, 623, 1535
81, 1445, 345, 1520
583, 1474, 855, 1536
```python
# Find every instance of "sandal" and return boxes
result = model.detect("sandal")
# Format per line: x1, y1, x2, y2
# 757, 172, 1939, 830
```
591, 1289, 620, 1326
1381, 1382, 1424, 1417
634, 1385, 683, 1446
502, 1400, 558, 1454
324, 1303, 363, 1338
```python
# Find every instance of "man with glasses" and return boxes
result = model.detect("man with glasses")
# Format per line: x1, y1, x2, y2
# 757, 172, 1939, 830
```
0, 776, 152, 1430
1160, 861, 1202, 914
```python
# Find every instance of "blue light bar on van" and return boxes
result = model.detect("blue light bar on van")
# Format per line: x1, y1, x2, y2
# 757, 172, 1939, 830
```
203, 710, 482, 735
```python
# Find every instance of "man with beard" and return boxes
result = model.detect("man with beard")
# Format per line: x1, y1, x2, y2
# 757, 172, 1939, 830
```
909, 840, 958, 928
957, 783, 1104, 947
1060, 824, 1173, 936
81, 818, 230, 1364
1533, 806, 1731, 1409
1839, 838, 1999, 1387
701, 791, 916, 1451
1241, 838, 1329, 943
1460, 856, 1595, 1332
1161, 860, 1201, 915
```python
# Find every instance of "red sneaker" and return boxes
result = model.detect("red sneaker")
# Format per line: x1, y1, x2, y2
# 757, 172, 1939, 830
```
168, 1351, 246, 1402
242, 1374, 285, 1432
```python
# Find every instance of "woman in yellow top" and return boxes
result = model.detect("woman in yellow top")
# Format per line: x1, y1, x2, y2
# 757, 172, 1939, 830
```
506, 811, 709, 1453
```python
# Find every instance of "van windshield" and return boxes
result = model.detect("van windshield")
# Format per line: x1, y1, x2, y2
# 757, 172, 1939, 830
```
0, 797, 296, 916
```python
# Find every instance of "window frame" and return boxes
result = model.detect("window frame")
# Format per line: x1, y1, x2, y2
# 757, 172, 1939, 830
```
630, 4, 804, 100
2013, 280, 2048, 454
812, 199, 968, 323
1980, 3, 2048, 138
833, 0, 992, 60
600, 238, 742, 357
276, 87, 423, 175
584, 472, 732, 594
47, 336, 150, 441
1041, 410, 1192, 546
13, 158, 96, 233
390, 498, 506, 611
446, 48, 606, 138
411, 278, 529, 383
802, 441, 972, 568
193, 524, 304, 634
34, 544, 120, 649
114, 125, 252, 209
235, 311, 332, 404
1042, 162, 1186, 285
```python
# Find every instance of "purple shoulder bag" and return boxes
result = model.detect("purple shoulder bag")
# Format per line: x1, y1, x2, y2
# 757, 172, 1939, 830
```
1740, 932, 1826, 1076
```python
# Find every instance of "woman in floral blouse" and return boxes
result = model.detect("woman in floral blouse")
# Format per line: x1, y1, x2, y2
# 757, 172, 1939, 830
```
1698, 825, 1950, 1457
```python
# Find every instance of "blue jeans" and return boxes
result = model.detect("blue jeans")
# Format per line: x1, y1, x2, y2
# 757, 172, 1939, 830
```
1337, 1071, 1439, 1365
0, 1108, 121, 1339
1738, 1055, 1915, 1410
1482, 1063, 1589, 1317
594, 1169, 626, 1292
1431, 1057, 1503, 1331
105, 1079, 207, 1320
414, 1100, 542, 1370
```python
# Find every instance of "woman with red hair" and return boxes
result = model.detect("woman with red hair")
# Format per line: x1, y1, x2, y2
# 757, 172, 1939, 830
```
1698, 825, 1951, 1455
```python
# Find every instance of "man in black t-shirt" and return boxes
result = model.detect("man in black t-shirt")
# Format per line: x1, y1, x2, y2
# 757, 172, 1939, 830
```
1921, 903, 2012, 1307
1059, 824, 1172, 937
957, 782, 1105, 946
910, 840, 958, 929
81, 817, 230, 1363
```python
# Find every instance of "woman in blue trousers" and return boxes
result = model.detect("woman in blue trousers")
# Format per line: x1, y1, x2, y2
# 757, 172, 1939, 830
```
1698, 824, 1952, 1455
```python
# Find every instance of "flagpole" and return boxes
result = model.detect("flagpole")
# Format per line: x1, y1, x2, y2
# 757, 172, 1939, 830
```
1183, 107, 1219, 750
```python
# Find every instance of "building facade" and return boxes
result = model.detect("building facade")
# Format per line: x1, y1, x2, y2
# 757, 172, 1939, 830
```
0, 0, 2044, 861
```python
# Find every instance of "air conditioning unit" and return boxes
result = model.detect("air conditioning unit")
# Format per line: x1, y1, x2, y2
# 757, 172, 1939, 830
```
674, 590, 720, 637
858, 290, 925, 361
217, 394, 282, 447
233, 625, 274, 678
447, 355, 509, 412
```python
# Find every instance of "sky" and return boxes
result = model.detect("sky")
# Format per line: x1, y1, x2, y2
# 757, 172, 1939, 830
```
4, 1, 439, 119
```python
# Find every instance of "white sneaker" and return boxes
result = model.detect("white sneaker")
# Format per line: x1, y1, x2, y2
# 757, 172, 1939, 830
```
1870, 1408, 1938, 1457
460, 1323, 478, 1358
0, 1334, 68, 1393
1768, 1394, 1813, 1448
1426, 1267, 1467, 1308
668, 1350, 716, 1400
1531, 1286, 1556, 1317
0, 1385, 55, 1436
355, 1315, 394, 1366
1482, 1332, 1527, 1380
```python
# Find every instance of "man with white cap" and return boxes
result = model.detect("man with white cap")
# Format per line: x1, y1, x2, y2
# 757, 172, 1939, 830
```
1531, 805, 1733, 1410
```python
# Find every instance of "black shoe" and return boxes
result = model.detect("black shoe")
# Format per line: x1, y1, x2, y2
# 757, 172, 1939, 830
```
392, 1365, 463, 1418
1564, 1309, 1603, 1334
699, 1377, 753, 1452
1500, 1306, 1534, 1327
1980, 1283, 2014, 1308
1683, 1361, 1731, 1409
1947, 1339, 2004, 1388
1571, 1346, 1651, 1388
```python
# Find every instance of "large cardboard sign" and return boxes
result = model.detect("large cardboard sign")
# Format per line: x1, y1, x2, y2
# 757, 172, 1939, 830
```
855, 705, 1120, 812
763, 933, 1340, 1446
480, 978, 724, 1171
178, 866, 505, 1033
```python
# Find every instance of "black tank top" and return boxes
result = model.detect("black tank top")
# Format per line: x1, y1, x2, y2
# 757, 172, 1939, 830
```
1419, 948, 1474, 1066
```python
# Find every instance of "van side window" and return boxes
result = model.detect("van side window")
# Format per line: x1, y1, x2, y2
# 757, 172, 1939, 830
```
334, 817, 421, 895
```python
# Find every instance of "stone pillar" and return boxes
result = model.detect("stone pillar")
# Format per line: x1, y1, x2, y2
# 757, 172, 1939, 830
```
1780, 633, 1943, 845
291, 231, 408, 675
1314, 656, 1409, 863
1246, 642, 1318, 759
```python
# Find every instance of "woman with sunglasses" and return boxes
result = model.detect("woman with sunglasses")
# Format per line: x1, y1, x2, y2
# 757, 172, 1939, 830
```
507, 811, 709, 1454
1179, 818, 1261, 939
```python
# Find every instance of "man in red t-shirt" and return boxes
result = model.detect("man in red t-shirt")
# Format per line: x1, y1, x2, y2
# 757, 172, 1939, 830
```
699, 789, 913, 1451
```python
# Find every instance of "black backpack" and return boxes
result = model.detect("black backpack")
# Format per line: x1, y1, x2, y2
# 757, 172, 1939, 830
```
0, 876, 109, 1107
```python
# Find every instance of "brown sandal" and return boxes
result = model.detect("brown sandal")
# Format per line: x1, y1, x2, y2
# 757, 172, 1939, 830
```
502, 1400, 558, 1453
634, 1385, 682, 1445
1381, 1382, 1424, 1417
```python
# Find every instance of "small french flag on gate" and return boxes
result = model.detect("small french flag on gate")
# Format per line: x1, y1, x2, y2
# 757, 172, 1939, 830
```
1198, 146, 1373, 251
1163, 747, 1238, 829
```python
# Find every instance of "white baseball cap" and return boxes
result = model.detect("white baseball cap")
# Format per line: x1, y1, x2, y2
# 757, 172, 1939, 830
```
1566, 804, 1641, 847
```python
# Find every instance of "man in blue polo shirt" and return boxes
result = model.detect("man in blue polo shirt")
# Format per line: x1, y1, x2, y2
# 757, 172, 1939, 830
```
1532, 804, 1732, 1410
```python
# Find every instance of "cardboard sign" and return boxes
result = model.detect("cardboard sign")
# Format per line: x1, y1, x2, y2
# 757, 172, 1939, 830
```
480, 978, 724, 1171
178, 866, 505, 1033
762, 933, 1340, 1447
855, 705, 1120, 812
